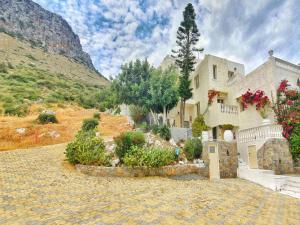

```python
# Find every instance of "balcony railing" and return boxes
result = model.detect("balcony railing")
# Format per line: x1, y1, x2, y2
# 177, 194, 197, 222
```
237, 124, 283, 143
220, 104, 238, 115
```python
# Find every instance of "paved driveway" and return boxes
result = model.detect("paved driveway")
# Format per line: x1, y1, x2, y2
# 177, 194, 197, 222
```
0, 144, 299, 225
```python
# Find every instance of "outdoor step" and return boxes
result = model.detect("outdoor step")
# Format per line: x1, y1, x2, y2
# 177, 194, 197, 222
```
282, 186, 300, 194
280, 190, 300, 199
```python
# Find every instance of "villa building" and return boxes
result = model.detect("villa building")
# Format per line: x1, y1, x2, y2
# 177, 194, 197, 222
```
164, 52, 300, 169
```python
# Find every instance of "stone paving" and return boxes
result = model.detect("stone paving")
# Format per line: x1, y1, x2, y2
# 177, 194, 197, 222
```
0, 144, 300, 225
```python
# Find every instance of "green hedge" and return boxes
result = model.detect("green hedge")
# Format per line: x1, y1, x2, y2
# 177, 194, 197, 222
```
82, 118, 99, 131
183, 138, 203, 161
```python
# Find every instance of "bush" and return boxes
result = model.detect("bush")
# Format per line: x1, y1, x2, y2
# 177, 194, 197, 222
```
93, 112, 101, 120
0, 63, 8, 73
192, 115, 210, 137
123, 146, 175, 168
129, 105, 147, 124
65, 130, 111, 166
4, 104, 29, 117
136, 122, 150, 132
183, 138, 203, 161
37, 112, 58, 124
151, 124, 160, 135
158, 124, 171, 141
114, 131, 145, 161
82, 118, 99, 131
289, 124, 300, 160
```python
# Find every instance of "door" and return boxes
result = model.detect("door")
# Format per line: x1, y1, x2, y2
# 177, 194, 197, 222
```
208, 143, 220, 180
248, 145, 258, 169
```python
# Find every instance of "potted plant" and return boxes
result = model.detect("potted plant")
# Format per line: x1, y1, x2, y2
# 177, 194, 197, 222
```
220, 124, 234, 142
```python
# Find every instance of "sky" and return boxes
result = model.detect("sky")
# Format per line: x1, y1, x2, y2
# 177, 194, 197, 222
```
34, 0, 300, 78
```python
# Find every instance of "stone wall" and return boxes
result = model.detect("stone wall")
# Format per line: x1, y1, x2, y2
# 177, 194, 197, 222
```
76, 164, 209, 178
257, 139, 294, 174
202, 141, 238, 178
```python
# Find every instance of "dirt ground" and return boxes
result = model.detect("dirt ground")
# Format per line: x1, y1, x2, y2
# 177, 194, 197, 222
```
0, 104, 132, 151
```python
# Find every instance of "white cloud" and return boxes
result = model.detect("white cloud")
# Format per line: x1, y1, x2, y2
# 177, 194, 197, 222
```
34, 0, 300, 78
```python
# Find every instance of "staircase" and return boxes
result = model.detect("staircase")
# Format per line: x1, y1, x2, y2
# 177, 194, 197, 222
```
280, 177, 300, 199
238, 159, 300, 199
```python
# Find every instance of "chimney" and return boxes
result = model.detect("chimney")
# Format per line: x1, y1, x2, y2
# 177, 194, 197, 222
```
268, 49, 274, 58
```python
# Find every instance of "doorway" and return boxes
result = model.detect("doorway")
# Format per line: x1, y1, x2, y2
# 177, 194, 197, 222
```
248, 145, 258, 169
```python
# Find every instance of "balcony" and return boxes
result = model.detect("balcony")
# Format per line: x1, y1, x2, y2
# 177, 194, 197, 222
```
206, 103, 239, 127
237, 124, 283, 143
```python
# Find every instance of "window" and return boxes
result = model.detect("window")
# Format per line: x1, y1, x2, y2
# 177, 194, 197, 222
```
213, 65, 217, 79
196, 102, 200, 115
228, 71, 234, 79
194, 75, 199, 88
217, 98, 224, 104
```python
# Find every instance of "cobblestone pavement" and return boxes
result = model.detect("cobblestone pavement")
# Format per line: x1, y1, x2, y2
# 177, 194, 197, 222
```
1, 144, 300, 225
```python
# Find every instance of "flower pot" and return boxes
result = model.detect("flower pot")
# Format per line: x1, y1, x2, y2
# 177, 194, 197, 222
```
262, 118, 271, 125
201, 131, 209, 142
224, 130, 233, 142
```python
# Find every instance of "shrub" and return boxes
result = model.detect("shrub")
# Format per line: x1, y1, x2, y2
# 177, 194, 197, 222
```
192, 115, 210, 137
3, 103, 29, 117
114, 131, 145, 161
7, 62, 14, 69
93, 112, 101, 120
65, 130, 111, 166
0, 63, 8, 73
129, 105, 147, 124
136, 122, 150, 132
123, 146, 175, 168
183, 138, 203, 161
37, 112, 58, 124
158, 124, 171, 141
82, 118, 99, 131
220, 124, 234, 130
289, 123, 300, 159
151, 124, 160, 135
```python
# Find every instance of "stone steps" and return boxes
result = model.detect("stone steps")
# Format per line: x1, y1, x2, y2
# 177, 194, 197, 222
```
280, 177, 300, 198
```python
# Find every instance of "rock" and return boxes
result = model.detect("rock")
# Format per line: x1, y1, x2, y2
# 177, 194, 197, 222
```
111, 159, 120, 167
16, 128, 26, 135
169, 138, 177, 146
96, 132, 101, 137
106, 143, 116, 153
0, 0, 95, 70
42, 109, 56, 115
179, 161, 185, 165
154, 140, 162, 147
48, 131, 60, 138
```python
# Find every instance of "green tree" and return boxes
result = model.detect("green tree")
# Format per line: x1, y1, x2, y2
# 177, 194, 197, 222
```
172, 3, 203, 127
149, 67, 179, 124
192, 115, 210, 137
113, 59, 153, 108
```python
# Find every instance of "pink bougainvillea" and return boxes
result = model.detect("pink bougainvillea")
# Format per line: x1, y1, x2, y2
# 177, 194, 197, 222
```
240, 89, 270, 111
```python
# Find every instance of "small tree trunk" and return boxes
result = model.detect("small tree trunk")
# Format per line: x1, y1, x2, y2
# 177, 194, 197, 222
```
150, 109, 158, 125
163, 105, 167, 124
179, 99, 183, 127
183, 100, 186, 127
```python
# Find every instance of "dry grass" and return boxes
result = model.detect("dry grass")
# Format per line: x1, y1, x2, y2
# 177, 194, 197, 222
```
0, 104, 132, 151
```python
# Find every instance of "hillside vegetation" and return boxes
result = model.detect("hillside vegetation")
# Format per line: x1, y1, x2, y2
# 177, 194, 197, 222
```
0, 32, 108, 86
0, 64, 110, 116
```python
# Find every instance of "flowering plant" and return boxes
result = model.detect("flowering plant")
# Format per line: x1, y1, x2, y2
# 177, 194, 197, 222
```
273, 80, 300, 159
208, 90, 220, 105
240, 89, 270, 118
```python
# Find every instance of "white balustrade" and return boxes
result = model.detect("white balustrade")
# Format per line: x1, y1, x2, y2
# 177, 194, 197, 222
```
220, 104, 238, 115
237, 124, 283, 143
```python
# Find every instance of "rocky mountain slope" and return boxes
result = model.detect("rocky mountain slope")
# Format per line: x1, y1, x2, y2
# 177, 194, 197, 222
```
0, 0, 95, 71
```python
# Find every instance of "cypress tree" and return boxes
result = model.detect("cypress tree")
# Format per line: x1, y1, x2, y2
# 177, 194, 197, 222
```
172, 3, 203, 127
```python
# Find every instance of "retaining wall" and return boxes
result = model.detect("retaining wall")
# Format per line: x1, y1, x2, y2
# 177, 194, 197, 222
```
76, 164, 208, 178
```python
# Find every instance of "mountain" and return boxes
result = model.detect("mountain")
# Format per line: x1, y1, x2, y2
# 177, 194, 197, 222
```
0, 0, 98, 72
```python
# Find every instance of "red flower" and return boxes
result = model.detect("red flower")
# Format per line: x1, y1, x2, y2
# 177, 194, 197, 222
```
287, 100, 293, 106
277, 80, 288, 92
